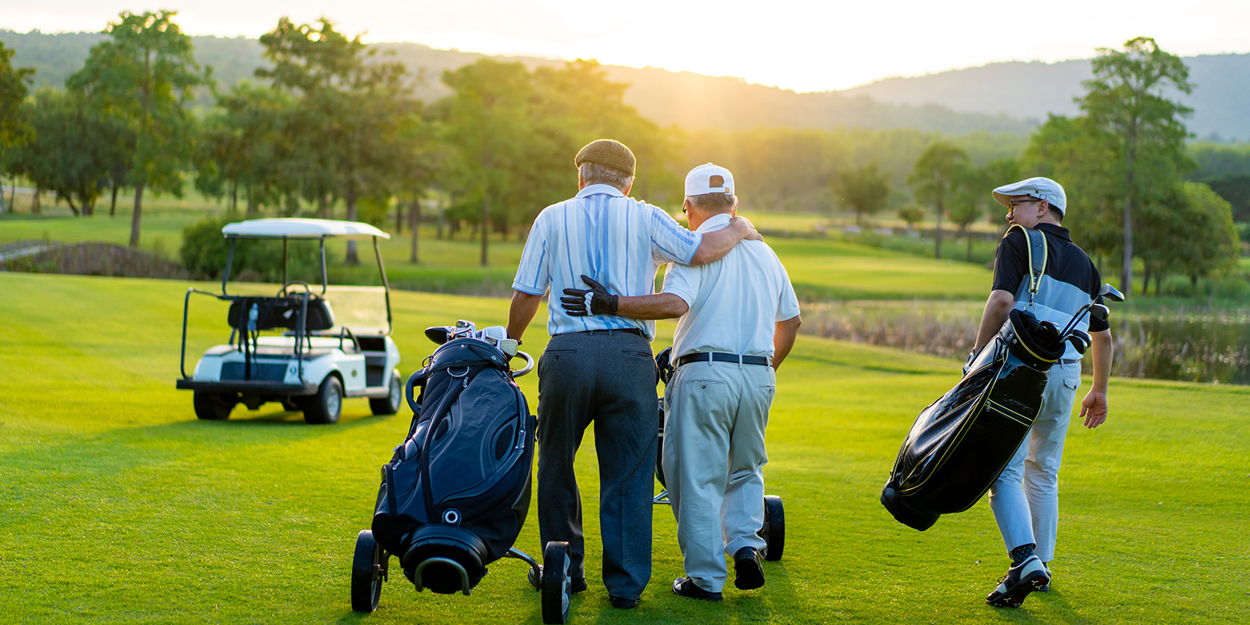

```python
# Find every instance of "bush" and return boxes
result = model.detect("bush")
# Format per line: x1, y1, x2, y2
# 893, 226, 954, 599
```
180, 216, 319, 282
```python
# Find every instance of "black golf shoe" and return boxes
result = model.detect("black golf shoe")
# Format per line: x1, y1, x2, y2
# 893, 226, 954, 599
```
733, 547, 765, 590
986, 555, 1050, 608
672, 577, 723, 601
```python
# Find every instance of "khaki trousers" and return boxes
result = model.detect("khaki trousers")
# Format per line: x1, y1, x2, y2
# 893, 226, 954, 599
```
661, 360, 776, 593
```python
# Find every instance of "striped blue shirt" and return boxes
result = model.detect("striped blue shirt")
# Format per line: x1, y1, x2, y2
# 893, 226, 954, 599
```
512, 184, 703, 338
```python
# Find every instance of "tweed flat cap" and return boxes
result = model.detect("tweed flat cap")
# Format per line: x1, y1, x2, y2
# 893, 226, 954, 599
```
574, 139, 636, 176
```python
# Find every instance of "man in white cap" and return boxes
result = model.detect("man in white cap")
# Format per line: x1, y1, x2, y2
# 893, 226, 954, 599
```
970, 176, 1113, 608
561, 163, 801, 601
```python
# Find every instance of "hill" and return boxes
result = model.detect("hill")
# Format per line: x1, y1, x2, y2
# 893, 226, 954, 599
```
4, 29, 1247, 139
0, 29, 1031, 135
842, 55, 1250, 141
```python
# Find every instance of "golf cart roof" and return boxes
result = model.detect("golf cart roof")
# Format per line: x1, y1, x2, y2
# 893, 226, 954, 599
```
222, 218, 390, 240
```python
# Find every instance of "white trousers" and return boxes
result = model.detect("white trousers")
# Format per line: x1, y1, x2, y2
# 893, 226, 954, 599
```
988, 361, 1081, 563
662, 360, 776, 593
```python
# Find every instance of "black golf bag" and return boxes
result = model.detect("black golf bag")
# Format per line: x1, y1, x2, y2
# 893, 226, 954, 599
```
882, 225, 1066, 531
371, 336, 535, 593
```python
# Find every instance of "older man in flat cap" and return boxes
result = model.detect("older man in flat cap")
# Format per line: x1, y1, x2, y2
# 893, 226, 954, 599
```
507, 139, 760, 609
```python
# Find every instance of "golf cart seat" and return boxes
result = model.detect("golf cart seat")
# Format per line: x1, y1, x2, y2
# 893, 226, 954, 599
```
227, 296, 336, 333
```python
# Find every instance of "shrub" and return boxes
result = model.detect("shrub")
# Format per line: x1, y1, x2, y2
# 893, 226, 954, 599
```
180, 216, 319, 283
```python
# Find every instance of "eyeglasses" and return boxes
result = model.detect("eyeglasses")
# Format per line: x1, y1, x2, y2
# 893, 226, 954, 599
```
1007, 198, 1042, 213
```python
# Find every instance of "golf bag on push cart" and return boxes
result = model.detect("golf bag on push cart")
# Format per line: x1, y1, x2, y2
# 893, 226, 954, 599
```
350, 321, 577, 624
652, 348, 786, 560
881, 225, 1123, 531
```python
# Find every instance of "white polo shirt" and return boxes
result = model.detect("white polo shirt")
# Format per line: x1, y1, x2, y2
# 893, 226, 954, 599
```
662, 213, 800, 358
512, 184, 704, 338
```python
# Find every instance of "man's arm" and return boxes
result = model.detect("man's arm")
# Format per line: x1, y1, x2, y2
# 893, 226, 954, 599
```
1079, 328, 1112, 428
972, 289, 1015, 351
507, 290, 542, 341
689, 216, 762, 266
772, 315, 801, 370
615, 293, 689, 320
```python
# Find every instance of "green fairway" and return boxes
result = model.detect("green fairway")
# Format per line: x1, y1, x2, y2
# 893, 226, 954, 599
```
1, 272, 1246, 624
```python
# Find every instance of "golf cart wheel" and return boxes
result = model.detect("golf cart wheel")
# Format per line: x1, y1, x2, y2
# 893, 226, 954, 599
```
541, 541, 571, 625
369, 370, 402, 416
351, 530, 385, 613
193, 392, 235, 421
302, 376, 343, 425
759, 495, 785, 561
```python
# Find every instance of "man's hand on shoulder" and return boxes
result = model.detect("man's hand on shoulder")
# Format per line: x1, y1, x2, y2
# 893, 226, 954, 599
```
731, 216, 763, 241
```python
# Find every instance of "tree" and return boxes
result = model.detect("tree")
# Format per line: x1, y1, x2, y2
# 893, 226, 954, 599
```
898, 203, 925, 233
258, 17, 417, 264
196, 83, 294, 216
908, 141, 968, 259
437, 59, 536, 266
1079, 36, 1194, 295
832, 162, 889, 226
11, 89, 119, 215
67, 10, 210, 246
1138, 182, 1240, 293
0, 41, 34, 215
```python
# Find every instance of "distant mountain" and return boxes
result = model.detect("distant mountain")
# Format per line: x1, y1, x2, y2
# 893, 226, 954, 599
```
841, 55, 1250, 141
0, 30, 1033, 136
4, 30, 1247, 139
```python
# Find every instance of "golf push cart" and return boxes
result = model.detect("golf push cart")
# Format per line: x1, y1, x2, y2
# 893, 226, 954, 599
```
176, 218, 402, 424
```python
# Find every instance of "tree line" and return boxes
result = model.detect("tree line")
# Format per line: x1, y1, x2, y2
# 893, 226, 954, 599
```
0, 16, 1244, 291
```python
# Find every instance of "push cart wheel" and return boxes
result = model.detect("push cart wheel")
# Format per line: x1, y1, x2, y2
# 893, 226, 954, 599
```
369, 370, 403, 416
541, 541, 571, 624
351, 530, 385, 612
193, 392, 235, 420
759, 495, 785, 561
302, 376, 342, 425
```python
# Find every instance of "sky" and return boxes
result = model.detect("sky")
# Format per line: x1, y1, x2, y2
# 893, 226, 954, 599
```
3, 0, 1248, 92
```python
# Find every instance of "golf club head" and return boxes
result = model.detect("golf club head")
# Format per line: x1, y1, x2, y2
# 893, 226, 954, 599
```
1099, 283, 1125, 303
1066, 329, 1091, 354
424, 326, 452, 345
1089, 303, 1110, 323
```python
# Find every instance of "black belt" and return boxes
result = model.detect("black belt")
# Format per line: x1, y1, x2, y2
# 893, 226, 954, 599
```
676, 352, 770, 367
568, 328, 644, 337
1058, 358, 1082, 365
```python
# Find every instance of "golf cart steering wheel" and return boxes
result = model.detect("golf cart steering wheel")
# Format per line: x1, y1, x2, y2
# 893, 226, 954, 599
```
277, 281, 313, 298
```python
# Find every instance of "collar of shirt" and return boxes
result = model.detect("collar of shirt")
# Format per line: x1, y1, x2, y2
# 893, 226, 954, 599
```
696, 212, 732, 233
1036, 222, 1071, 242
575, 184, 625, 199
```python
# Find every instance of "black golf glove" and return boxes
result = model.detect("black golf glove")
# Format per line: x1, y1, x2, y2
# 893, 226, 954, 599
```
560, 274, 618, 316
655, 346, 674, 385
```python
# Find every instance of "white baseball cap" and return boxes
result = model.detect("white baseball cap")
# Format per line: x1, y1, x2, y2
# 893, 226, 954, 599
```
684, 163, 735, 197
992, 177, 1067, 215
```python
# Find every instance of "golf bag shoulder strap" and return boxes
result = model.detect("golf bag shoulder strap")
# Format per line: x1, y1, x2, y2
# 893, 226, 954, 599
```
1006, 224, 1047, 303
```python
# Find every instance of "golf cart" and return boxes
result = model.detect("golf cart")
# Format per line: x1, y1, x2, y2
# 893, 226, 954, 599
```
176, 218, 402, 424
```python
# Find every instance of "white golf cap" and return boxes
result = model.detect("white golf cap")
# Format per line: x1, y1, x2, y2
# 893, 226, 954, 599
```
992, 177, 1067, 215
685, 163, 735, 197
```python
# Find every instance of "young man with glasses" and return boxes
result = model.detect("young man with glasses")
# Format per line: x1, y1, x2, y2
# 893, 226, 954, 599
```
969, 177, 1114, 608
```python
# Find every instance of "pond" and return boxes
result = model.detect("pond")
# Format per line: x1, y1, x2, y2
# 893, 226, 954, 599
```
802, 302, 1250, 385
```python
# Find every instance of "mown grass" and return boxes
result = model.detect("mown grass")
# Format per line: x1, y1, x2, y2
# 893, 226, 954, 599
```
1, 272, 1246, 625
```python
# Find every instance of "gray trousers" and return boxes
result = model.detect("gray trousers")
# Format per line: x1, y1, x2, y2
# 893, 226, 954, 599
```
662, 360, 775, 592
989, 361, 1082, 563
536, 331, 657, 600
